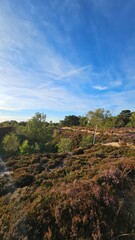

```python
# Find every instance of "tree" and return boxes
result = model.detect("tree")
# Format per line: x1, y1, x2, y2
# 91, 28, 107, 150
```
15, 125, 27, 140
129, 112, 135, 127
0, 120, 18, 127
104, 116, 116, 129
2, 132, 20, 154
26, 112, 49, 144
87, 109, 111, 128
115, 110, 131, 127
60, 115, 80, 127
86, 109, 112, 143
79, 116, 88, 127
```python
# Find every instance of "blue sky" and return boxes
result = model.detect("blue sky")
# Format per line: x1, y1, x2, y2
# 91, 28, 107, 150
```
0, 0, 135, 122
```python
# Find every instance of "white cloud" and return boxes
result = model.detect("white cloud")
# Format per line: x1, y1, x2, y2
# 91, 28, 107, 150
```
110, 80, 122, 87
93, 85, 108, 91
0, 0, 93, 114
0, 0, 134, 120
56, 64, 92, 80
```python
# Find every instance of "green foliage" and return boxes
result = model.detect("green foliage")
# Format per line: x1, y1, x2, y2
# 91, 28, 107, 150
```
79, 135, 93, 147
44, 142, 58, 153
0, 120, 18, 127
116, 110, 131, 127
104, 116, 116, 128
19, 140, 32, 154
34, 142, 40, 153
60, 115, 80, 126
79, 116, 88, 126
0, 109, 134, 157
86, 108, 112, 129
26, 112, 48, 143
2, 132, 20, 154
57, 138, 72, 153
129, 112, 135, 127
86, 109, 112, 144
15, 125, 27, 137
19, 140, 41, 154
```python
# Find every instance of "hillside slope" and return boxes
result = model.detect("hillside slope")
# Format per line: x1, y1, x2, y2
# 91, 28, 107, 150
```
0, 141, 135, 239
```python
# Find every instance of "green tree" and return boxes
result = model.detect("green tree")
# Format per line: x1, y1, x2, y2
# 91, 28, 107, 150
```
15, 125, 27, 141
87, 109, 111, 128
104, 116, 116, 129
0, 120, 18, 127
26, 112, 50, 145
116, 110, 131, 127
57, 138, 72, 153
86, 109, 112, 143
129, 112, 135, 127
2, 132, 20, 154
60, 115, 80, 127
79, 116, 88, 127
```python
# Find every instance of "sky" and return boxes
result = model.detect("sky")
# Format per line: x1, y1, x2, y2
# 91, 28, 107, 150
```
0, 0, 135, 122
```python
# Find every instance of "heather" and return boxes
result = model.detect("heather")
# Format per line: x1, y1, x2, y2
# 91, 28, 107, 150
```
0, 142, 135, 239
0, 110, 135, 239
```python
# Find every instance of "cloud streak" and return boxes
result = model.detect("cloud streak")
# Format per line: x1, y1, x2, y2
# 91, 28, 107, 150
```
0, 0, 134, 121
93, 85, 108, 91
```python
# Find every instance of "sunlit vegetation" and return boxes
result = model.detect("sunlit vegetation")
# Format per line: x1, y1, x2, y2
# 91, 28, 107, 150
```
0, 109, 135, 157
57, 138, 72, 153
0, 109, 135, 239
0, 143, 135, 239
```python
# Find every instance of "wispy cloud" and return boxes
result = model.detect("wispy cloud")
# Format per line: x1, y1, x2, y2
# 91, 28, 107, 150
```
56, 64, 92, 80
0, 0, 134, 122
0, 1, 91, 111
110, 80, 122, 87
93, 85, 108, 91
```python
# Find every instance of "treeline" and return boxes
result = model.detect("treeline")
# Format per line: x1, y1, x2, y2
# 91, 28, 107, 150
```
0, 109, 134, 157
60, 109, 135, 128
1, 109, 135, 128
0, 113, 56, 157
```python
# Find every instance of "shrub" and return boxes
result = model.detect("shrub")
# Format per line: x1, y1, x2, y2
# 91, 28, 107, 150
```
34, 142, 40, 153
19, 140, 32, 155
79, 135, 93, 148
57, 138, 72, 153
2, 132, 20, 154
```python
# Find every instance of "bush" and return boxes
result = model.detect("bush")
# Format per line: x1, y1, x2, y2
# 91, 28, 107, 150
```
19, 140, 32, 155
2, 132, 20, 155
79, 135, 93, 148
57, 138, 72, 153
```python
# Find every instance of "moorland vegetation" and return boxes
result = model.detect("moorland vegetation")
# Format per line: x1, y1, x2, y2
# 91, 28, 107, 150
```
0, 109, 135, 157
0, 108, 135, 239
